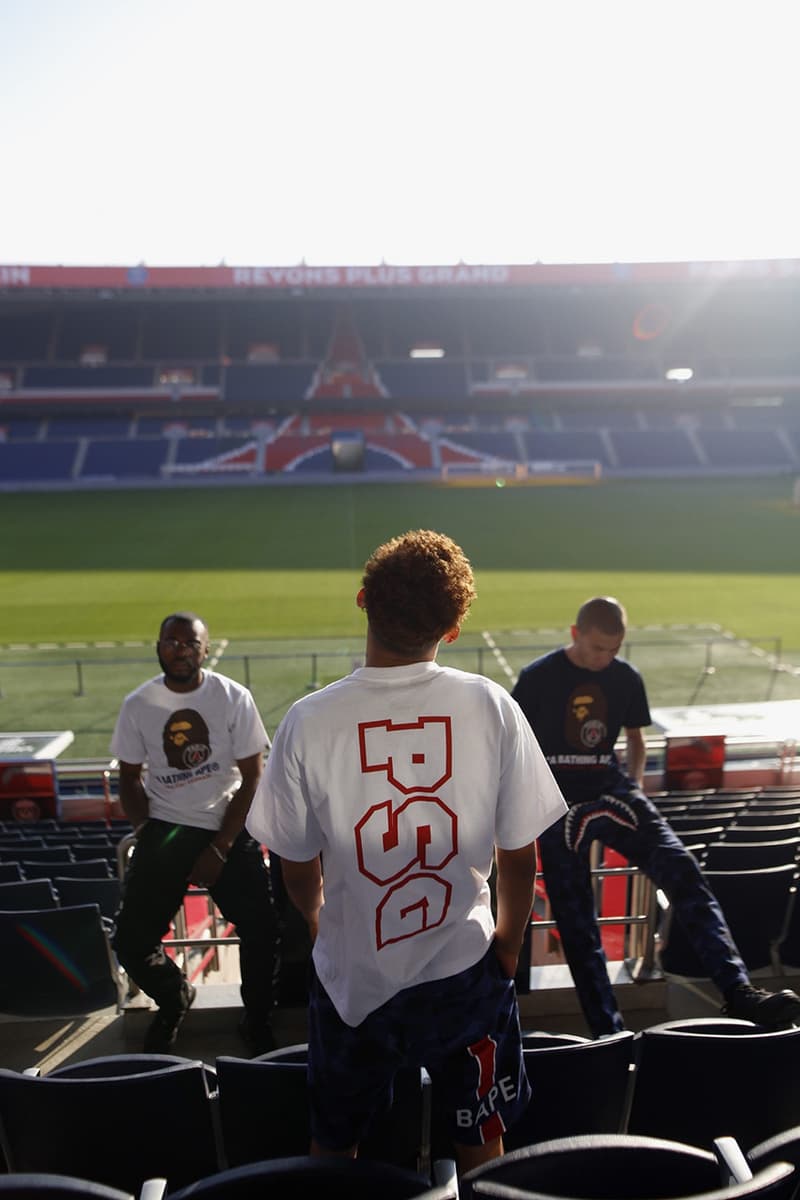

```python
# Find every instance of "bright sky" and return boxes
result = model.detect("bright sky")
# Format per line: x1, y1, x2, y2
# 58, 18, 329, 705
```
2, 0, 799, 268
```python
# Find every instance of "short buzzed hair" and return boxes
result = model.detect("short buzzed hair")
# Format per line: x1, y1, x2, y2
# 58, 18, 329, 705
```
158, 611, 207, 639
362, 530, 476, 658
575, 596, 627, 636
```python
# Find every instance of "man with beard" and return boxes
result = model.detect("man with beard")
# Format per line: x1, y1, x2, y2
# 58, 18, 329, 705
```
512, 595, 800, 1038
111, 611, 279, 1054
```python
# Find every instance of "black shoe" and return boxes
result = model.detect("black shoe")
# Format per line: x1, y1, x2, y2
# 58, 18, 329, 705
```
237, 1014, 277, 1057
721, 984, 800, 1028
143, 982, 197, 1052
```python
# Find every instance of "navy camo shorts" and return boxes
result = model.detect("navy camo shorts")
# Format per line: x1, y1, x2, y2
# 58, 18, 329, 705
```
307, 941, 531, 1152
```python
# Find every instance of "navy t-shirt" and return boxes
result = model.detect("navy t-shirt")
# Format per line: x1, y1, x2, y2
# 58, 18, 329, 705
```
511, 648, 651, 805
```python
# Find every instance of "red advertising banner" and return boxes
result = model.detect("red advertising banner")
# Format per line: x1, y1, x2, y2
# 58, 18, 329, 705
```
2, 259, 800, 292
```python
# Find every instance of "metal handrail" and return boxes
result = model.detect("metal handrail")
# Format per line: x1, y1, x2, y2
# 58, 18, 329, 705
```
114, 834, 660, 982
530, 856, 660, 978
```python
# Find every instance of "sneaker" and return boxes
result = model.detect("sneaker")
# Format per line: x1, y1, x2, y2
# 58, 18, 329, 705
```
143, 982, 197, 1052
721, 984, 800, 1028
237, 1014, 277, 1058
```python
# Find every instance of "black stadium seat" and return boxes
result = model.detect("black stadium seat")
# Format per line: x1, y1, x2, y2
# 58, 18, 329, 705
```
659, 863, 797, 974
625, 1022, 800, 1149
52, 876, 121, 920
0, 905, 123, 1017
0, 1061, 220, 1194
0, 879, 59, 910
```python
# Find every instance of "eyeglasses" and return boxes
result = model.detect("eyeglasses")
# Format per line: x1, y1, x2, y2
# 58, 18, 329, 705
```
160, 638, 204, 652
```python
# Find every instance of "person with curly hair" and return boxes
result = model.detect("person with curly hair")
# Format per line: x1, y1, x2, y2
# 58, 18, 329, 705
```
247, 529, 566, 1173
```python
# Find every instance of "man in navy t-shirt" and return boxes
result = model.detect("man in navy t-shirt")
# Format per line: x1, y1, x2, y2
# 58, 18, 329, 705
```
512, 595, 800, 1037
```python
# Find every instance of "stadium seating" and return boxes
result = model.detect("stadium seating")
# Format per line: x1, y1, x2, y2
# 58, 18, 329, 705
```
4, 266, 800, 484
659, 863, 797, 974
522, 429, 612, 467
459, 1134, 773, 1200
0, 836, 46, 850
0, 878, 59, 910
165, 1157, 451, 1200
24, 366, 154, 390
0, 848, 73, 865
777, 889, 800, 968
5, 388, 800, 484
667, 812, 739, 834
702, 838, 800, 870
0, 1174, 138, 1198
502, 1030, 636, 1149
624, 1021, 800, 1149
723, 824, 800, 842
0, 905, 123, 1016
81, 439, 168, 479
731, 810, 800, 827
52, 876, 121, 920
747, 1125, 800, 1193
45, 1053, 217, 1096
47, 417, 132, 439
609, 430, 701, 470
22, 860, 113, 880
215, 1043, 432, 1175
696, 430, 794, 469
0, 1061, 220, 1194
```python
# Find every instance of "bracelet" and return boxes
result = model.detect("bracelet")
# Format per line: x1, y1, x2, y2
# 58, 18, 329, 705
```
209, 843, 228, 864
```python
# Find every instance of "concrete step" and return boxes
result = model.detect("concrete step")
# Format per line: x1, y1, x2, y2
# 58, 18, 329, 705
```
122, 962, 670, 1044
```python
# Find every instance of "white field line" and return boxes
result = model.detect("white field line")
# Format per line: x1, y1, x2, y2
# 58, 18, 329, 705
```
208, 638, 229, 670
484, 623, 800, 681
481, 630, 516, 684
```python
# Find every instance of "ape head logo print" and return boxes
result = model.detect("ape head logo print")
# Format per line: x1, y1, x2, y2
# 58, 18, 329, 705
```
163, 709, 211, 770
565, 684, 608, 751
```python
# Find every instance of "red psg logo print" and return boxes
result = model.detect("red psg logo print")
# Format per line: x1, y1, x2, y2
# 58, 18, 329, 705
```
356, 716, 456, 951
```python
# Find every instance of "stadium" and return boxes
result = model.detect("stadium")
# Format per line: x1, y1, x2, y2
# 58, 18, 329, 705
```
3, 255, 800, 1194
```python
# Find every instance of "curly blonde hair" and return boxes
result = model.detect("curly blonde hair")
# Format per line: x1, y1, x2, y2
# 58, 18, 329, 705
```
362, 529, 476, 657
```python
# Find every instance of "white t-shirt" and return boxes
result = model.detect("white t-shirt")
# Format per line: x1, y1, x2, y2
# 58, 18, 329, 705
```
111, 670, 269, 831
247, 661, 566, 1025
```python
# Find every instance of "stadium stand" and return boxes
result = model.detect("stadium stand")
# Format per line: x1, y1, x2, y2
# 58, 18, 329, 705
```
4, 258, 800, 486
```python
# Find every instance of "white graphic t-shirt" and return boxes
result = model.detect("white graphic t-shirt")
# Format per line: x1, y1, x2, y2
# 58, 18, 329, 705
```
247, 661, 566, 1025
111, 671, 269, 830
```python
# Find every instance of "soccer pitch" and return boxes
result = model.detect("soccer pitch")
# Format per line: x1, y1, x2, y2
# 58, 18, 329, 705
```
1, 474, 799, 757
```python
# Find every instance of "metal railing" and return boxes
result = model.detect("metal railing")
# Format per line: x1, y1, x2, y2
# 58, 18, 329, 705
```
116, 828, 661, 998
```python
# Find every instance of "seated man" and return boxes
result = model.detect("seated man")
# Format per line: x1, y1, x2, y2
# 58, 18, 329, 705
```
512, 594, 800, 1037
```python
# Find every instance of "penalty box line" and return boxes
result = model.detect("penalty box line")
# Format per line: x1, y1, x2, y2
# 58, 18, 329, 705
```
208, 637, 229, 670
481, 630, 516, 684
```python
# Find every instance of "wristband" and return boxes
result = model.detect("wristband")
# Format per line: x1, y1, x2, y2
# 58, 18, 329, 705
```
209, 843, 228, 864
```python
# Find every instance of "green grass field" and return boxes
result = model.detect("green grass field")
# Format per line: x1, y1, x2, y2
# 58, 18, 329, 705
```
1, 474, 799, 757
